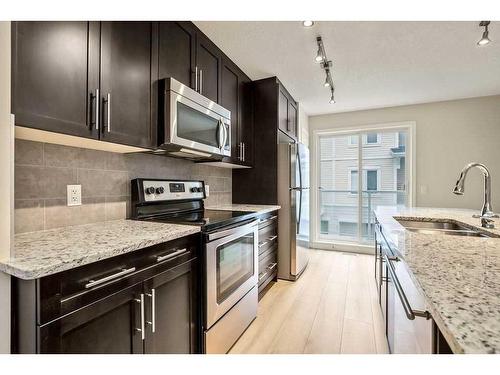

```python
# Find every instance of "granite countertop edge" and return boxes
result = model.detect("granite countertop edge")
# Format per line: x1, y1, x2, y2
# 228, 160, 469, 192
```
0, 220, 201, 280
374, 206, 500, 354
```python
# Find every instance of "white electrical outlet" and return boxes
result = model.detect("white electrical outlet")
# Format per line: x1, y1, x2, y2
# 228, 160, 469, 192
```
67, 185, 82, 206
205, 185, 210, 197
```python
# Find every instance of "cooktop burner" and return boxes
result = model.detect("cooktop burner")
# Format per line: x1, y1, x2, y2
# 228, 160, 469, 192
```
145, 209, 256, 231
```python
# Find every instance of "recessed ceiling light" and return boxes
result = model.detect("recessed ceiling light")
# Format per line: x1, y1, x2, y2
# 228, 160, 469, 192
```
302, 21, 314, 27
477, 21, 491, 46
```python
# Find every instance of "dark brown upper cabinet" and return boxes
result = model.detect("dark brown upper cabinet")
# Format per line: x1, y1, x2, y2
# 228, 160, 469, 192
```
12, 21, 157, 149
221, 56, 253, 166
195, 32, 221, 103
12, 21, 100, 139
232, 77, 299, 204
158, 22, 197, 89
99, 22, 157, 148
278, 85, 298, 139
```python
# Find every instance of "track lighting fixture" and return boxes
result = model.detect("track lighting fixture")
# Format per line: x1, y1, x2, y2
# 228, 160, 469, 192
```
477, 21, 491, 46
302, 21, 314, 27
315, 36, 336, 104
329, 89, 335, 104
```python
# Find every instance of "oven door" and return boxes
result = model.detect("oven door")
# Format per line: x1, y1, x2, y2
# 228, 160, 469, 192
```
169, 91, 231, 157
205, 220, 259, 328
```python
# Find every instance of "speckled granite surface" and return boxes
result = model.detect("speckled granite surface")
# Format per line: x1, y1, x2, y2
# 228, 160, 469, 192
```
0, 220, 200, 280
205, 204, 281, 214
374, 206, 500, 354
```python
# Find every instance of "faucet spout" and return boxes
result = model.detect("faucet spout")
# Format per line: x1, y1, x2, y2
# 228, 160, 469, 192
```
453, 162, 498, 221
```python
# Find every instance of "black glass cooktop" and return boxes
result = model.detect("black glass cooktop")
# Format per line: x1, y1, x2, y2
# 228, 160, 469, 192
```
144, 209, 256, 231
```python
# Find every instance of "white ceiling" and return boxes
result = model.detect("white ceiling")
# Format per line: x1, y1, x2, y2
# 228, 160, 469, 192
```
195, 21, 500, 116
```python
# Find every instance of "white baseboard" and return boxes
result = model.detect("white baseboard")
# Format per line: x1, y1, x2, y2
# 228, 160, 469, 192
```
310, 241, 374, 255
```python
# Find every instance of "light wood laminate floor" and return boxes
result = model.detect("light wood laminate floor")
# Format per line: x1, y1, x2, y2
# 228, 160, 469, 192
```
229, 249, 389, 354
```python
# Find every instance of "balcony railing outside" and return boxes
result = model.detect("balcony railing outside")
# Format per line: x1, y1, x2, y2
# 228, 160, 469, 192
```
319, 189, 407, 242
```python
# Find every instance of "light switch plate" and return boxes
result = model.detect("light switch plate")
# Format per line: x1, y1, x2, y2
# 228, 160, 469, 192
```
205, 185, 210, 197
67, 185, 82, 206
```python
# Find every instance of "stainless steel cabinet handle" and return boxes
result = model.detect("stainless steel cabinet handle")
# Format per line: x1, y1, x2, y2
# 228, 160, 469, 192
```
260, 216, 278, 224
384, 255, 430, 320
106, 93, 111, 132
156, 248, 188, 263
195, 66, 198, 92
268, 235, 278, 241
95, 88, 100, 130
242, 143, 245, 161
199, 69, 203, 94
267, 262, 278, 271
134, 294, 145, 340
146, 289, 156, 333
239, 142, 243, 160
258, 241, 268, 248
259, 272, 267, 282
85, 267, 136, 289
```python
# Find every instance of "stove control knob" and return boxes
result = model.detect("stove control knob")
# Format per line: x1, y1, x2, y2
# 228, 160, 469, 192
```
197, 187, 204, 193
155, 187, 165, 195
190, 187, 198, 193
145, 187, 155, 195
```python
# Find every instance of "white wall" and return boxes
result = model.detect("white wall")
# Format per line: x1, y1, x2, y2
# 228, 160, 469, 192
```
298, 104, 309, 147
309, 95, 500, 211
0, 21, 12, 354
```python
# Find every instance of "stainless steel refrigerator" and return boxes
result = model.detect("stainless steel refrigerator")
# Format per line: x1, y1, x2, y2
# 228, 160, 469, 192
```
277, 141, 310, 281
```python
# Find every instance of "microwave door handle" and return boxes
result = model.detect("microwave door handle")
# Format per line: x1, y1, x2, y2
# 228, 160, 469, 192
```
223, 121, 228, 150
217, 120, 224, 150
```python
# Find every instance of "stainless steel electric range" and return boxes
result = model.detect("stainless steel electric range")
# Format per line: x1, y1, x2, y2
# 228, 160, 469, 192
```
131, 178, 259, 354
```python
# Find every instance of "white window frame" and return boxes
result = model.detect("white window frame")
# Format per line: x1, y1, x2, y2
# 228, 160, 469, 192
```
311, 121, 416, 253
348, 133, 381, 148
348, 167, 381, 193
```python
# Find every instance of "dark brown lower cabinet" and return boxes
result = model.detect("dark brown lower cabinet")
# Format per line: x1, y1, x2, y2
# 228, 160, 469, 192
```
144, 260, 198, 354
13, 235, 201, 354
39, 283, 145, 354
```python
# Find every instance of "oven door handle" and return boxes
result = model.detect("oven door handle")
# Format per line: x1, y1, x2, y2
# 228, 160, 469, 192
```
207, 219, 260, 241
384, 255, 431, 320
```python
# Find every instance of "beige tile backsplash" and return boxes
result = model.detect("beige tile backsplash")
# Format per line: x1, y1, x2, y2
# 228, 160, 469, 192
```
14, 140, 232, 234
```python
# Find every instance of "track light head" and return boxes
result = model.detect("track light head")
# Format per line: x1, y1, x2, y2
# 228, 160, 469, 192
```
478, 21, 492, 46
329, 88, 335, 104
315, 47, 324, 63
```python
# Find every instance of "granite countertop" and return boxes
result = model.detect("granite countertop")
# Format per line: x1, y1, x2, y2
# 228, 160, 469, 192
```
205, 203, 281, 215
374, 206, 500, 354
0, 220, 200, 280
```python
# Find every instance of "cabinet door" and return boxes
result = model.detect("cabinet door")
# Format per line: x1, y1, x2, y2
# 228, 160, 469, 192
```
158, 22, 196, 89
99, 22, 156, 148
144, 258, 200, 354
278, 88, 289, 134
221, 58, 240, 162
12, 21, 100, 138
38, 283, 144, 354
239, 75, 254, 165
196, 33, 221, 103
288, 100, 298, 138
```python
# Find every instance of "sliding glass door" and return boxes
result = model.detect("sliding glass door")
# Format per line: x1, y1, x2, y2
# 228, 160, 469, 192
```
317, 127, 410, 245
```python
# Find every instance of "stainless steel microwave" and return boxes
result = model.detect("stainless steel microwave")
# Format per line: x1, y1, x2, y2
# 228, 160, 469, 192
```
158, 78, 231, 160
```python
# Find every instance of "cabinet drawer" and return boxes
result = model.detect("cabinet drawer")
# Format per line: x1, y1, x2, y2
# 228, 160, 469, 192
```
30, 234, 201, 324
258, 224, 278, 256
258, 250, 277, 286
258, 212, 278, 231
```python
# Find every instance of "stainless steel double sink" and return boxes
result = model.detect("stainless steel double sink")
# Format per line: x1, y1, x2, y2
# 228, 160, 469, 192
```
395, 219, 498, 238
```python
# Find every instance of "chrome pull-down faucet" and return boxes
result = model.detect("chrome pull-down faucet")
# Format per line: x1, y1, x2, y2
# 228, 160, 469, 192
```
453, 162, 499, 228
